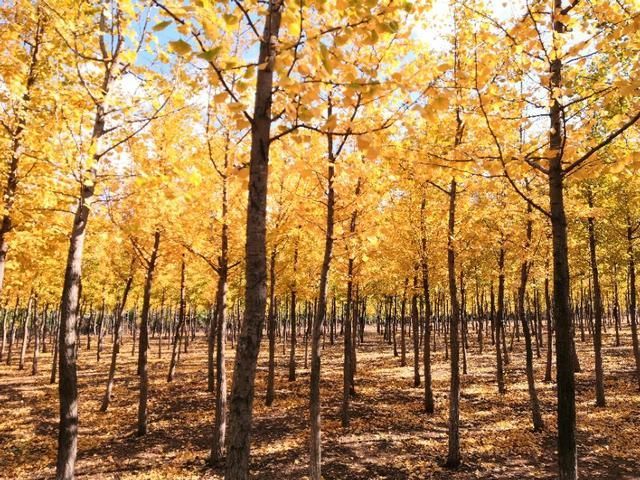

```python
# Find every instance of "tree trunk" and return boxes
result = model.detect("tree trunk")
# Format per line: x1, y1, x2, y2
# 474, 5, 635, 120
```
496, 244, 506, 394
100, 274, 133, 412
6, 298, 19, 365
420, 195, 434, 413
342, 258, 354, 428
412, 275, 420, 387
168, 256, 186, 382
50, 314, 59, 384
400, 279, 407, 367
211, 239, 229, 463
342, 179, 363, 422
445, 178, 461, 468
56, 181, 94, 480
549, 5, 577, 478
207, 303, 217, 393
544, 275, 553, 382
586, 190, 605, 407
31, 298, 40, 375
626, 213, 640, 390
310, 119, 337, 480
518, 206, 544, 431
612, 268, 621, 347
96, 299, 106, 362
0, 307, 6, 362
550, 161, 576, 480
137, 230, 161, 436
288, 241, 298, 382
19, 294, 34, 370
225, 4, 282, 478
266, 247, 277, 406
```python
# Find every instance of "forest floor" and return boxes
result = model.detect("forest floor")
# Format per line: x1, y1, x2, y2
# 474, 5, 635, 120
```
1, 326, 639, 479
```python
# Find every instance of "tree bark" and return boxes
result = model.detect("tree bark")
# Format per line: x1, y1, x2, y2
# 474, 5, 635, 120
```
56, 181, 93, 480
549, 5, 577, 478
207, 303, 217, 392
445, 178, 461, 468
19, 294, 34, 370
626, 213, 640, 390
168, 256, 186, 382
544, 275, 553, 382
310, 113, 337, 480
342, 257, 354, 428
50, 314, 59, 384
137, 230, 161, 436
518, 206, 544, 431
412, 275, 420, 387
211, 225, 229, 463
288, 240, 299, 382
0, 307, 6, 362
496, 244, 506, 394
6, 298, 19, 365
100, 274, 133, 412
400, 279, 407, 367
225, 3, 283, 478
420, 196, 434, 413
266, 247, 277, 406
31, 297, 40, 375
586, 190, 605, 406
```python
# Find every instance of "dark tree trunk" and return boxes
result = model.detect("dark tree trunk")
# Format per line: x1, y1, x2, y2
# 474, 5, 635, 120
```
400, 280, 407, 366
310, 130, 337, 480
137, 230, 160, 436
612, 267, 621, 347
6, 297, 19, 366
31, 298, 40, 375
445, 178, 461, 468
412, 275, 420, 387
50, 314, 59, 384
100, 274, 133, 412
342, 257, 354, 428
288, 241, 298, 382
550, 160, 576, 480
518, 206, 544, 431
549, 5, 577, 478
393, 297, 398, 356
207, 303, 217, 393
420, 196, 434, 414
342, 179, 361, 428
586, 190, 605, 406
544, 275, 553, 382
96, 299, 106, 362
168, 257, 186, 382
19, 294, 34, 370
266, 247, 277, 407
626, 213, 640, 390
225, 4, 282, 478
496, 244, 506, 394
0, 307, 6, 362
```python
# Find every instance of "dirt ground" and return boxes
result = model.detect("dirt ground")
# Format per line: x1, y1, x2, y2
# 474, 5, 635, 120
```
1, 325, 639, 479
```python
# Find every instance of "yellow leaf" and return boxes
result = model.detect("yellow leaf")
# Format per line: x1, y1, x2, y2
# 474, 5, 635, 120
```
153, 20, 172, 32
168, 40, 192, 56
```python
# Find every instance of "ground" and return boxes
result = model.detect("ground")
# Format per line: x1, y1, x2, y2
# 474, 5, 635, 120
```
1, 325, 639, 479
